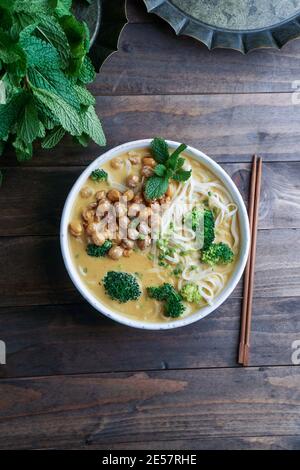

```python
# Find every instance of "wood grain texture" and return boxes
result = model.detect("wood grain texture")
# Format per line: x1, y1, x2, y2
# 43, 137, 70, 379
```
54, 435, 300, 450
0, 296, 299, 379
0, 228, 299, 307
0, 367, 300, 449
95, 22, 300, 95
2, 93, 300, 168
0, 162, 299, 236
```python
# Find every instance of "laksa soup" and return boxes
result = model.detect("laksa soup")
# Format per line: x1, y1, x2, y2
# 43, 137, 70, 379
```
68, 139, 240, 323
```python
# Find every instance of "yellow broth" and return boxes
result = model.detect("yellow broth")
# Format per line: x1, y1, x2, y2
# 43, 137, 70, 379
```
69, 147, 240, 323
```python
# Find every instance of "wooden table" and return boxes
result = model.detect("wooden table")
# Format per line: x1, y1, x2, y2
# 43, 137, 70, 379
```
1, 0, 300, 450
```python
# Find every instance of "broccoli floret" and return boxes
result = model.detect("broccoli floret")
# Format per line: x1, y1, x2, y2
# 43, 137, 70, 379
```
165, 296, 186, 318
180, 283, 202, 304
203, 209, 215, 250
103, 271, 141, 303
86, 240, 112, 257
147, 283, 185, 318
186, 208, 215, 250
90, 169, 108, 182
201, 242, 234, 265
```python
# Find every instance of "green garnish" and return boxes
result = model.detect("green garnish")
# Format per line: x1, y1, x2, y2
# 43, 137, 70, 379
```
147, 283, 185, 318
0, 0, 105, 176
144, 138, 192, 200
90, 169, 108, 182
201, 242, 234, 265
186, 207, 215, 251
103, 271, 141, 303
180, 283, 202, 304
86, 241, 112, 257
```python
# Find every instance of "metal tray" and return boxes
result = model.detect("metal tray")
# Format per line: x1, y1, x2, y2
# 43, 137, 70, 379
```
143, 0, 300, 53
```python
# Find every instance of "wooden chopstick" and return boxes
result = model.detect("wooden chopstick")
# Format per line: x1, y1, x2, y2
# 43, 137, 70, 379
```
238, 155, 263, 366
238, 155, 257, 364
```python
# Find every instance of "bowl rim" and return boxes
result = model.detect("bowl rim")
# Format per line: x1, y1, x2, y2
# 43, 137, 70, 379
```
60, 139, 250, 330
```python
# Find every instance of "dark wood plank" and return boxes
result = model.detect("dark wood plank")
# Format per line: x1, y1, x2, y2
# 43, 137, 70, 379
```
0, 228, 299, 307
95, 23, 300, 95
0, 367, 300, 449
0, 296, 299, 378
2, 93, 300, 168
0, 162, 299, 236
126, 0, 151, 23
55, 435, 300, 450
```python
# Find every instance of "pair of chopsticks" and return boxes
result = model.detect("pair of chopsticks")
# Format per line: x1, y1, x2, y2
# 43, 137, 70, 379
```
238, 155, 263, 366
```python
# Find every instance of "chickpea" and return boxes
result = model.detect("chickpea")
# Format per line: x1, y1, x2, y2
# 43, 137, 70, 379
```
86, 222, 97, 236
110, 157, 123, 169
123, 189, 134, 201
159, 195, 171, 205
92, 232, 105, 246
128, 228, 139, 240
88, 202, 97, 209
107, 189, 120, 202
128, 203, 141, 218
137, 236, 151, 250
82, 207, 95, 222
129, 156, 139, 165
95, 190, 106, 201
126, 174, 140, 188
142, 157, 156, 167
96, 200, 111, 217
80, 186, 93, 199
69, 221, 82, 237
133, 194, 144, 204
142, 166, 154, 177
114, 202, 127, 218
139, 221, 150, 235
119, 215, 130, 229
114, 233, 123, 245
140, 206, 151, 220
123, 249, 133, 257
108, 245, 124, 260
122, 238, 135, 249
166, 185, 172, 198
103, 229, 113, 240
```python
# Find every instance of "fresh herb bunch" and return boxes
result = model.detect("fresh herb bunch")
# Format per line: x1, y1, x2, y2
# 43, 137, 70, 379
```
0, 0, 105, 177
144, 137, 192, 200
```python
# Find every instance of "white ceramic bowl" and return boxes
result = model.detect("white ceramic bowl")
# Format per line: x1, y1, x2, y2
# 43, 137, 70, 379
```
60, 139, 250, 330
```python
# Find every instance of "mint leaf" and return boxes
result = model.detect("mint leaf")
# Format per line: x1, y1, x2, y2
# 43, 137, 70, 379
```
167, 143, 187, 170
144, 176, 169, 200
36, 15, 70, 67
41, 126, 65, 148
80, 105, 106, 146
151, 137, 169, 164
173, 169, 192, 182
75, 133, 89, 147
17, 97, 45, 143
13, 136, 33, 161
55, 0, 72, 17
74, 85, 95, 106
154, 163, 166, 177
59, 14, 88, 75
0, 91, 27, 139
32, 86, 82, 135
78, 56, 95, 84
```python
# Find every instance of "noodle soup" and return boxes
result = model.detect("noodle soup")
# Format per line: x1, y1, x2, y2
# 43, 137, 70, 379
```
68, 140, 240, 324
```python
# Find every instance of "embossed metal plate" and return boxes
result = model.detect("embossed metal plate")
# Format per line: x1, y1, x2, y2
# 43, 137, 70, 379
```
143, 0, 300, 53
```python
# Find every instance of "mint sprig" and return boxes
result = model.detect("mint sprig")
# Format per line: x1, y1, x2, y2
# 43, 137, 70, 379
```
144, 138, 191, 200
0, 0, 105, 171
